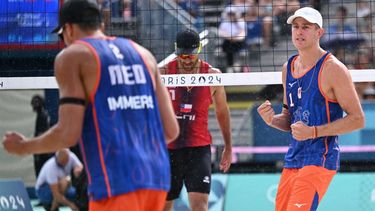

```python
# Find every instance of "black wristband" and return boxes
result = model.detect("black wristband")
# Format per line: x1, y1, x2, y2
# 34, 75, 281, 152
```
59, 97, 86, 106
282, 104, 289, 110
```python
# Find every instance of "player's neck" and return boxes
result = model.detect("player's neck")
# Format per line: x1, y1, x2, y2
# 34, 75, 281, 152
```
298, 47, 325, 69
78, 30, 106, 40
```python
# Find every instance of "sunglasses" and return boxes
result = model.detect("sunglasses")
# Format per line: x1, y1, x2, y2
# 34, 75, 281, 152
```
58, 33, 64, 42
178, 54, 198, 59
57, 27, 65, 42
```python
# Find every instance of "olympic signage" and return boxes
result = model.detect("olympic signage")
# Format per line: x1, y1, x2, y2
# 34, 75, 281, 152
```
0, 179, 32, 211
1, 70, 375, 90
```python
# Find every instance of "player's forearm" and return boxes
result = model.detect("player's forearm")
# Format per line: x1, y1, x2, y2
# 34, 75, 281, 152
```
270, 112, 291, 132
216, 108, 232, 148
316, 112, 365, 137
156, 84, 179, 143
23, 124, 79, 154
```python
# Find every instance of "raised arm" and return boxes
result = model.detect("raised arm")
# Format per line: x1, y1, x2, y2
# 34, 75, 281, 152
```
3, 45, 90, 155
257, 63, 291, 132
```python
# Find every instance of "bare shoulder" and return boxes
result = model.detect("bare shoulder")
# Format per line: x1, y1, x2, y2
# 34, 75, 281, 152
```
282, 62, 288, 71
281, 62, 288, 83
323, 55, 350, 78
54, 43, 94, 73
323, 55, 348, 75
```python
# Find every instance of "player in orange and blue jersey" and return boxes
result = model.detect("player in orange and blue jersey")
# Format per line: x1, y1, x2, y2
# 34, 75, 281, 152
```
2, 1, 179, 211
257, 7, 365, 211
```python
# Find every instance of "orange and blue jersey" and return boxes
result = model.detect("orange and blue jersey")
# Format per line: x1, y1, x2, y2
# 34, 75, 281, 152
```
285, 52, 343, 170
76, 37, 170, 201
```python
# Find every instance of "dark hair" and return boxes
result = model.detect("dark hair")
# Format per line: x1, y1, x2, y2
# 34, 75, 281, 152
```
76, 10, 102, 32
337, 6, 347, 17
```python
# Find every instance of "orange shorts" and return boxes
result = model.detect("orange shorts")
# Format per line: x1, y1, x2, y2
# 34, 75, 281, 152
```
89, 189, 167, 211
275, 165, 336, 211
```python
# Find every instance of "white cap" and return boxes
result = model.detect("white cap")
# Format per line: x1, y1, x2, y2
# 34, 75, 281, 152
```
287, 7, 323, 28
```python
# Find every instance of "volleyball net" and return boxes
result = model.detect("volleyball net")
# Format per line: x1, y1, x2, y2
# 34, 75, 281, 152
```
2, 0, 375, 166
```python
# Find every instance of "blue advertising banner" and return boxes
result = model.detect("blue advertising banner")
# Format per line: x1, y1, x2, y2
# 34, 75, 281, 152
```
0, 179, 32, 211
0, 0, 59, 45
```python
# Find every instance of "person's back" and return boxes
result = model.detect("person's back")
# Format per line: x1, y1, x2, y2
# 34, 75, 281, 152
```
77, 36, 170, 200
2, 1, 178, 211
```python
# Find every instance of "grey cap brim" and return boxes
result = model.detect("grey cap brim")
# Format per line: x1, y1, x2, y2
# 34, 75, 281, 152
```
175, 47, 199, 55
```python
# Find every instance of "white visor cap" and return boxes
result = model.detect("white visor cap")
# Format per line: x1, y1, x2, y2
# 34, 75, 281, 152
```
287, 7, 323, 28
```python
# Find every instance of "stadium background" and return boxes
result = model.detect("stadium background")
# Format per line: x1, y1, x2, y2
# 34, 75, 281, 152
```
1, 0, 375, 210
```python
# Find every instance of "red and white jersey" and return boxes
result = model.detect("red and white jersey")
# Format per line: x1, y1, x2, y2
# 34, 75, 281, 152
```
166, 59, 213, 149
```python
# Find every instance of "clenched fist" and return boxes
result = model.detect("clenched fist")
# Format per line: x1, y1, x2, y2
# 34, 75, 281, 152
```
291, 121, 315, 141
2, 132, 28, 156
257, 100, 275, 126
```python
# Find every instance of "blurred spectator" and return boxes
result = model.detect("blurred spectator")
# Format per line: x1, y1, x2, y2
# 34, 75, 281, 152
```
328, 6, 356, 34
98, 0, 134, 22
357, 1, 372, 33
31, 95, 53, 178
322, 6, 364, 51
122, 0, 133, 22
97, 0, 111, 29
257, 0, 299, 45
176, 0, 202, 18
353, 48, 375, 100
110, 0, 121, 18
245, 4, 264, 50
273, 0, 300, 36
175, 0, 203, 31
230, 0, 251, 15
299, 0, 321, 10
354, 48, 374, 69
35, 149, 83, 211
218, 6, 246, 72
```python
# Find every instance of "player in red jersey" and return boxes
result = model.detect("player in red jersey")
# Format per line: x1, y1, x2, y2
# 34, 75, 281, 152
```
160, 29, 232, 211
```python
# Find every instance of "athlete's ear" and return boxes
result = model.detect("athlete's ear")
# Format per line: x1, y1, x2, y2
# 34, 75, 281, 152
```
318, 28, 325, 38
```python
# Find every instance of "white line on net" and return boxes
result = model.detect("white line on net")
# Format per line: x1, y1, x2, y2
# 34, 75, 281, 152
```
1, 70, 375, 90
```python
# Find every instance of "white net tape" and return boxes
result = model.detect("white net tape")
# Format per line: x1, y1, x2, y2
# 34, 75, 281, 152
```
1, 69, 375, 90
